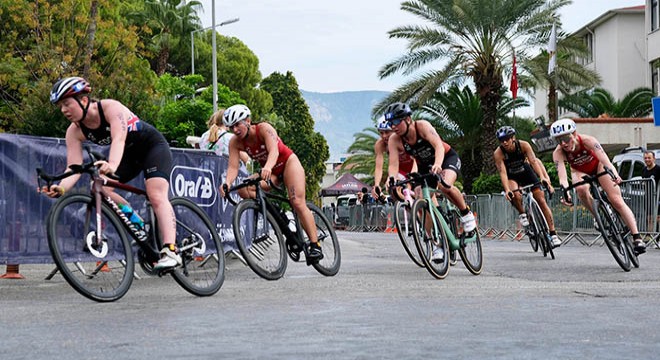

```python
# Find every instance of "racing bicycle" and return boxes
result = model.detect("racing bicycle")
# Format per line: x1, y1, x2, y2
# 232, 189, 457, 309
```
564, 169, 639, 271
37, 147, 225, 302
392, 172, 483, 279
509, 183, 555, 259
224, 176, 340, 280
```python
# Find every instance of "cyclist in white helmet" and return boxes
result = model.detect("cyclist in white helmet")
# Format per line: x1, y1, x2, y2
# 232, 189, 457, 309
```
219, 104, 323, 262
372, 116, 416, 201
551, 118, 646, 254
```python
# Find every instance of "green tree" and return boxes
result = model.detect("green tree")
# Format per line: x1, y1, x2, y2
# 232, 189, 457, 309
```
129, 0, 202, 75
338, 126, 380, 184
418, 85, 529, 193
260, 71, 330, 200
558, 87, 655, 118
375, 0, 569, 175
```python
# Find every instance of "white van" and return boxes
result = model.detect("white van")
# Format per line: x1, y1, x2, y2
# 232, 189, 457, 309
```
335, 194, 358, 226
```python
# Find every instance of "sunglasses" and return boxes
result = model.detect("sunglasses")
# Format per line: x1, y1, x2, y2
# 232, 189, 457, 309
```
499, 136, 514, 143
387, 118, 405, 126
557, 135, 572, 144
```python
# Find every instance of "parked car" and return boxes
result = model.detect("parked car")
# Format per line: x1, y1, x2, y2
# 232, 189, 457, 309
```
612, 147, 660, 180
336, 194, 358, 226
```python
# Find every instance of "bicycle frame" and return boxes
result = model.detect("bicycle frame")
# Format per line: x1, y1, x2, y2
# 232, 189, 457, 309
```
418, 183, 463, 252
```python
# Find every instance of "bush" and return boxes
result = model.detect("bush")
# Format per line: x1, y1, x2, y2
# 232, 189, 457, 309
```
472, 173, 503, 195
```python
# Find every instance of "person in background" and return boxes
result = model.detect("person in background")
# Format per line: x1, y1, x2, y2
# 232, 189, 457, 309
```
642, 151, 660, 231
199, 109, 249, 164
371, 116, 416, 201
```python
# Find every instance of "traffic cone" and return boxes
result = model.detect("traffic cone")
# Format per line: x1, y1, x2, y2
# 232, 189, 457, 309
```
96, 261, 111, 272
0, 264, 25, 279
384, 213, 397, 233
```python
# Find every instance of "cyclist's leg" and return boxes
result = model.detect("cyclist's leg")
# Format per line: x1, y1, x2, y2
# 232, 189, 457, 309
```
281, 155, 322, 260
598, 168, 645, 252
571, 169, 595, 213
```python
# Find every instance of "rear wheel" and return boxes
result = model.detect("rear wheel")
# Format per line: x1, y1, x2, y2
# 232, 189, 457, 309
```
411, 198, 449, 279
169, 197, 225, 296
526, 210, 539, 252
233, 199, 287, 280
596, 201, 631, 272
47, 192, 133, 302
394, 201, 424, 267
459, 227, 483, 275
305, 203, 341, 276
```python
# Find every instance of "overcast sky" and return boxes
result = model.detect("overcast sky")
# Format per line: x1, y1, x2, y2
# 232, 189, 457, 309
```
202, 0, 642, 94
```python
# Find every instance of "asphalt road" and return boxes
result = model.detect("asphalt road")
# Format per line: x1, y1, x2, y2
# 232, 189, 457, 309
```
2, 231, 660, 359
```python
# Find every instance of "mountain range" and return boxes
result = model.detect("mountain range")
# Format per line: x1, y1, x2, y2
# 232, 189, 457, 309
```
301, 90, 390, 162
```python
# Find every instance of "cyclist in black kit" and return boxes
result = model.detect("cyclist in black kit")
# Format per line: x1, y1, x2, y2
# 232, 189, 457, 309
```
385, 102, 476, 262
493, 126, 561, 248
39, 76, 180, 270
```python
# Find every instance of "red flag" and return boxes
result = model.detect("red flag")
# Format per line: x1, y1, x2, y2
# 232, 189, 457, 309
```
510, 51, 518, 100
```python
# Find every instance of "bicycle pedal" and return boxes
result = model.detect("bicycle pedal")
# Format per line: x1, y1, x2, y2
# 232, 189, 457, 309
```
156, 267, 176, 277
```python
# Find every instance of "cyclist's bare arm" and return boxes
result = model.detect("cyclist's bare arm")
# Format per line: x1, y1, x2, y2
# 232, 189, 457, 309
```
372, 138, 386, 198
581, 135, 621, 181
258, 122, 280, 181
417, 121, 445, 174
387, 134, 402, 180
493, 147, 512, 199
221, 136, 243, 197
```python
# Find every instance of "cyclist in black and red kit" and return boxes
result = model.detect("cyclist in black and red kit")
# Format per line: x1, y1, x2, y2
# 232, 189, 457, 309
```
385, 102, 476, 262
39, 76, 180, 270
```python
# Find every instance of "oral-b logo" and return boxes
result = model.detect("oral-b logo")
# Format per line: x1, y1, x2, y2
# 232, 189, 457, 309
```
170, 165, 216, 207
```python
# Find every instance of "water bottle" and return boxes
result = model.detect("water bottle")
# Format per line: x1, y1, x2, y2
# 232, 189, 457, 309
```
119, 204, 145, 230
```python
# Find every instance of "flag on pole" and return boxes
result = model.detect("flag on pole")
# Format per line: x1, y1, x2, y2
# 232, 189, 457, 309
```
510, 51, 518, 100
547, 23, 557, 75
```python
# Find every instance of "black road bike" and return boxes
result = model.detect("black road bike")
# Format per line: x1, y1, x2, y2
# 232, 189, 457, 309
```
510, 183, 555, 259
224, 177, 340, 280
37, 148, 225, 302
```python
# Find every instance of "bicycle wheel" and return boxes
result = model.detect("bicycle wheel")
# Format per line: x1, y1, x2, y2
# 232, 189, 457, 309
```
169, 197, 225, 296
47, 192, 134, 302
457, 212, 483, 275
526, 211, 539, 252
530, 200, 554, 260
394, 201, 424, 267
613, 210, 639, 268
595, 201, 631, 271
233, 199, 287, 280
411, 198, 450, 279
304, 203, 341, 276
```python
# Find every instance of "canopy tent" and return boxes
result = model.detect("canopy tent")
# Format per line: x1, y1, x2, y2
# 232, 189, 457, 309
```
321, 173, 370, 197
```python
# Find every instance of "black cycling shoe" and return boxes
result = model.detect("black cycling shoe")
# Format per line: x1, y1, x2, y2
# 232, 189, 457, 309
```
633, 239, 646, 255
306, 242, 324, 265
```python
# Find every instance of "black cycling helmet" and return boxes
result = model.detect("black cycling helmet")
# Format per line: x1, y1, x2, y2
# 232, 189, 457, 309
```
50, 77, 91, 104
384, 102, 412, 122
496, 126, 516, 141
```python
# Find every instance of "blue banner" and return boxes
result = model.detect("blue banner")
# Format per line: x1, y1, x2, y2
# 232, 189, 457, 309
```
0, 134, 246, 264
653, 97, 660, 127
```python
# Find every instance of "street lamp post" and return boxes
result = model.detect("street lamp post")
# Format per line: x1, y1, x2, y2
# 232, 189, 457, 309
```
189, 13, 239, 110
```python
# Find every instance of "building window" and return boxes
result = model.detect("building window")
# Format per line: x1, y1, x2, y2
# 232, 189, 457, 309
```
653, 0, 659, 31
584, 32, 593, 64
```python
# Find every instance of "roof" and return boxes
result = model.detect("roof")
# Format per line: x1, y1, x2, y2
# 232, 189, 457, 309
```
321, 173, 370, 197
573, 4, 645, 35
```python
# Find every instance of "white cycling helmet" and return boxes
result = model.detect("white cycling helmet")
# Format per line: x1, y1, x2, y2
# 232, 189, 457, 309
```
550, 118, 577, 137
376, 116, 391, 131
223, 104, 251, 127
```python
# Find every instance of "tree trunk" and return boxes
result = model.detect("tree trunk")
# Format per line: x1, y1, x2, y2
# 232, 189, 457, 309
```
156, 47, 170, 76
83, 0, 99, 78
547, 81, 557, 125
460, 147, 481, 194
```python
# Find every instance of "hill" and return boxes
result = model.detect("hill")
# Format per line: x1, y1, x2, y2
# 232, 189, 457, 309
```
300, 90, 390, 161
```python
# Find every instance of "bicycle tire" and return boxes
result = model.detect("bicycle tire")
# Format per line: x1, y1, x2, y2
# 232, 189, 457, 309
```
458, 224, 483, 275
595, 201, 631, 271
47, 192, 134, 302
168, 197, 225, 296
233, 199, 287, 280
411, 199, 450, 279
394, 201, 424, 267
526, 211, 539, 252
304, 203, 341, 276
613, 209, 639, 268
530, 200, 554, 260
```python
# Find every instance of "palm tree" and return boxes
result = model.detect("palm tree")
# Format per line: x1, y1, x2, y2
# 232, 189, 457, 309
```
558, 87, 654, 118
419, 85, 529, 192
375, 0, 569, 174
339, 127, 381, 185
521, 33, 601, 124
133, 0, 203, 75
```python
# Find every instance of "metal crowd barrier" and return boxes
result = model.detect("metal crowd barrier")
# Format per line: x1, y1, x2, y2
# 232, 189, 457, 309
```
334, 179, 659, 248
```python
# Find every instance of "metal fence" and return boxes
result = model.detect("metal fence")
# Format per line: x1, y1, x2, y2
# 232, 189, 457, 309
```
327, 178, 660, 247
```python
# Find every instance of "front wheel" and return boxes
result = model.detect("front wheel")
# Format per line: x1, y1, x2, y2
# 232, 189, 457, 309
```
459, 227, 483, 275
304, 203, 341, 276
394, 201, 424, 267
233, 199, 287, 280
596, 201, 631, 272
47, 192, 134, 302
169, 197, 225, 296
530, 200, 554, 260
411, 198, 450, 279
